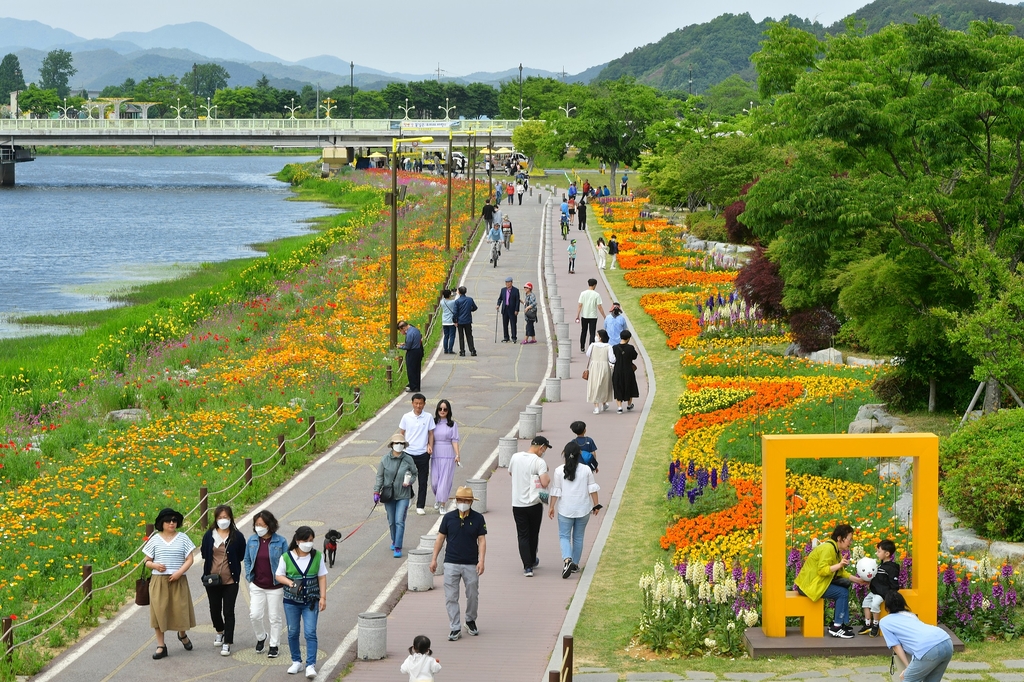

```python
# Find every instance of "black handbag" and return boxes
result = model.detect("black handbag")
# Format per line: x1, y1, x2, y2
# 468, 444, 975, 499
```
201, 574, 222, 587
378, 461, 401, 503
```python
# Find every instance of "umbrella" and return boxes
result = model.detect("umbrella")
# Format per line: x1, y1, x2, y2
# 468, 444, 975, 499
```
478, 147, 493, 153
497, 147, 512, 153
368, 152, 387, 158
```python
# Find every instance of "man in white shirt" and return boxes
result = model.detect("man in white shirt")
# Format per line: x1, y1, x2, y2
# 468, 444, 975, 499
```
399, 393, 435, 515
576, 278, 606, 353
508, 436, 551, 577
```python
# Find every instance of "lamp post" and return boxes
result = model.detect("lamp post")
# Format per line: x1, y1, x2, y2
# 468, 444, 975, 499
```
445, 128, 453, 251
468, 132, 477, 228
390, 135, 435, 348
438, 97, 456, 121
487, 128, 493, 202
320, 97, 336, 119
688, 64, 693, 96
201, 97, 217, 119
285, 98, 300, 119
399, 98, 415, 120
172, 98, 187, 120
192, 62, 198, 119
519, 63, 524, 121
350, 61, 354, 126
559, 102, 576, 117
58, 97, 72, 120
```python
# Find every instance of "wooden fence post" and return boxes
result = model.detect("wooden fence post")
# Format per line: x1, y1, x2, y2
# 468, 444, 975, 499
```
336, 397, 344, 417
244, 458, 253, 487
354, 387, 361, 409
548, 671, 559, 682
199, 487, 209, 530
2, 616, 12, 663
386, 365, 393, 389
563, 635, 574, 682
82, 564, 93, 602
277, 434, 286, 465
308, 415, 316, 445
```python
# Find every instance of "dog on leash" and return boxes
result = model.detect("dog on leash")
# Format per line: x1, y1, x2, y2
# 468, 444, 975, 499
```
323, 529, 342, 568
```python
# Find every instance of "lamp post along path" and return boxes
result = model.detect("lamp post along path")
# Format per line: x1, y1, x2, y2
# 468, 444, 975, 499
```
446, 129, 453, 251
390, 136, 434, 348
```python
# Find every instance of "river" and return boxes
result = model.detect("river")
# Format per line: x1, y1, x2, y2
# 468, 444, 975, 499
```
0, 155, 329, 337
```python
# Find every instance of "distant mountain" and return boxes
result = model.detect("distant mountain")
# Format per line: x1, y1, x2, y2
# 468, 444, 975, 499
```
0, 17, 80, 50
596, 0, 1024, 92
112, 22, 284, 63
295, 55, 391, 77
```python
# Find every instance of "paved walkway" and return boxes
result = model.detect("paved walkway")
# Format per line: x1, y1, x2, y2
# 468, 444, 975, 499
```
30, 187, 558, 682
343, 194, 650, 681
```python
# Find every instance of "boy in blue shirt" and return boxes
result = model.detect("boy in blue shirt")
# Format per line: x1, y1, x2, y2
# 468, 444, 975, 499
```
570, 421, 599, 473
567, 240, 577, 274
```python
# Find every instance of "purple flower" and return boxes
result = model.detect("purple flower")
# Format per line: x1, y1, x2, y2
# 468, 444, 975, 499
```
942, 565, 957, 586
1006, 588, 1018, 607
787, 549, 802, 569
722, 461, 730, 481
687, 460, 696, 477
969, 591, 984, 611
705, 560, 715, 581
1002, 563, 1014, 579
678, 562, 688, 577
733, 563, 743, 582
687, 489, 697, 505
992, 583, 1004, 601
711, 468, 718, 489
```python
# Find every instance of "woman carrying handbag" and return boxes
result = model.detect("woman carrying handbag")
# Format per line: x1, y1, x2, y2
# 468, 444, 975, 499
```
374, 433, 418, 558
584, 329, 615, 413
200, 504, 246, 656
142, 508, 196, 660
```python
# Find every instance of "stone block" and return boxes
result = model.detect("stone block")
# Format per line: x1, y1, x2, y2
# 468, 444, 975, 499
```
941, 528, 989, 554
992, 675, 1024, 682
106, 408, 149, 422
846, 356, 880, 367
575, 675, 620, 682
989, 542, 1024, 564
808, 347, 843, 364
626, 674, 682, 681
780, 673, 825, 679
941, 674, 982, 680
849, 675, 885, 682
856, 668, 891, 675
848, 419, 878, 434
580, 669, 612, 673
947, 663, 991, 671
856, 403, 888, 421
827, 670, 857, 678
1002, 662, 1024, 670
889, 425, 912, 433
724, 675, 776, 681
686, 673, 718, 680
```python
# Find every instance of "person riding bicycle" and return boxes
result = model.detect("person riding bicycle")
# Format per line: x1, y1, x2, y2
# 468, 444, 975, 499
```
560, 196, 570, 240
501, 217, 513, 250
487, 224, 503, 266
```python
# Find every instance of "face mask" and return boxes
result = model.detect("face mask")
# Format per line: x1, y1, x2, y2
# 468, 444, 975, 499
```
298, 541, 314, 553
217, 518, 231, 530
392, 444, 405, 453
456, 502, 472, 513
254, 525, 268, 537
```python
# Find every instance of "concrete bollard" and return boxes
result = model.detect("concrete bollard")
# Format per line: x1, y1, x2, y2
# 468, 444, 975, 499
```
407, 549, 434, 591
546, 377, 562, 402
555, 322, 569, 340
548, 283, 558, 298
519, 411, 537, 440
498, 436, 518, 467
549, 295, 562, 309
357, 612, 387, 660
467, 478, 487, 513
556, 356, 571, 379
419, 534, 444, 576
552, 307, 564, 324
558, 340, 572, 359
527, 404, 543, 433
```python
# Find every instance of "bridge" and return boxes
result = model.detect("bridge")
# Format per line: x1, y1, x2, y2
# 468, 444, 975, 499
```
0, 118, 521, 186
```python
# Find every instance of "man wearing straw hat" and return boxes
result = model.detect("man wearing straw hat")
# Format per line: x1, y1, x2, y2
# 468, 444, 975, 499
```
430, 486, 487, 642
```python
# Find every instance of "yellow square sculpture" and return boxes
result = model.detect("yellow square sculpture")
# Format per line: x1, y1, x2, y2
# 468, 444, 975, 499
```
761, 433, 939, 638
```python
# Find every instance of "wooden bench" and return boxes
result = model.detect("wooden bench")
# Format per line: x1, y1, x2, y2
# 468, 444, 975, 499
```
785, 590, 824, 637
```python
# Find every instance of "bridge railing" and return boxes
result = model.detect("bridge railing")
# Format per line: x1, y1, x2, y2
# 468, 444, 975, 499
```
0, 118, 522, 134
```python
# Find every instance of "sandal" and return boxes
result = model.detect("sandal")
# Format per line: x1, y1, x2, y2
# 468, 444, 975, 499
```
152, 645, 168, 660
177, 633, 193, 651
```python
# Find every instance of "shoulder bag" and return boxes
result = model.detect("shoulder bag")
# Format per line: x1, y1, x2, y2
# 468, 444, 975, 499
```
378, 459, 401, 503
581, 369, 589, 380
135, 565, 151, 606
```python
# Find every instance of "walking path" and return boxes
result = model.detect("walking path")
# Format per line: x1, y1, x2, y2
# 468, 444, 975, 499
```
343, 195, 651, 682
30, 186, 564, 682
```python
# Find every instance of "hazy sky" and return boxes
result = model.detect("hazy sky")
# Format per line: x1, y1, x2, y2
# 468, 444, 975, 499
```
4, 0, 990, 74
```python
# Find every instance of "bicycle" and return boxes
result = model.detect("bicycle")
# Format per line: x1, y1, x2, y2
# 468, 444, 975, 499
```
560, 215, 570, 240
490, 240, 501, 268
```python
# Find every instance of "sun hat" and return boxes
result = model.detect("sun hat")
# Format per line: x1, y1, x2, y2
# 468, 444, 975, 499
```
154, 507, 184, 530
388, 432, 407, 446
449, 485, 479, 502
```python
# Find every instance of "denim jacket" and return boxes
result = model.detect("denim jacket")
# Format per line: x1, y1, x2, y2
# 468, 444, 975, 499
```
243, 532, 288, 586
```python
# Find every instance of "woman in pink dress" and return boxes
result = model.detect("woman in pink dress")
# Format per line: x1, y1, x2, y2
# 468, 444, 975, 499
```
430, 399, 461, 514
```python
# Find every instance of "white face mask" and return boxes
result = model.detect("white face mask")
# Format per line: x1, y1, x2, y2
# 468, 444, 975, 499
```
298, 541, 314, 553
392, 444, 405, 453
216, 518, 231, 530
254, 525, 268, 537
456, 502, 472, 513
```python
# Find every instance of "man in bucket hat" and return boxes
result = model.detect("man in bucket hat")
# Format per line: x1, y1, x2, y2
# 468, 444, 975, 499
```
430, 486, 487, 641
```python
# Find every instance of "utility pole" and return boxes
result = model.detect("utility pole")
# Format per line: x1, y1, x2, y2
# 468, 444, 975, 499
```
350, 61, 354, 126
316, 83, 320, 119
470, 133, 477, 225
688, 64, 693, 96
519, 63, 524, 122
445, 130, 453, 251
192, 63, 198, 118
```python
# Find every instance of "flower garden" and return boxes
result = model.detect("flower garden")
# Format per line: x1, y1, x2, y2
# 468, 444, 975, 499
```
0, 167, 479, 672
586, 196, 1023, 658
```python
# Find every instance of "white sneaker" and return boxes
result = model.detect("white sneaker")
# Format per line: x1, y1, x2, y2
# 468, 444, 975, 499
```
287, 661, 304, 674
220, 644, 231, 656
439, 505, 446, 515
416, 508, 426, 515
305, 665, 318, 679
603, 403, 609, 411
214, 633, 224, 646
593, 407, 600, 414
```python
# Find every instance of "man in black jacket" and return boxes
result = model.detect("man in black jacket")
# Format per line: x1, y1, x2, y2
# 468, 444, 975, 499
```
496, 276, 521, 343
481, 201, 495, 230
454, 286, 478, 357
859, 539, 901, 637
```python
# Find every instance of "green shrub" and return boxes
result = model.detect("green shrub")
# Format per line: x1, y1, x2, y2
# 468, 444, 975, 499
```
686, 211, 728, 242
940, 409, 1024, 541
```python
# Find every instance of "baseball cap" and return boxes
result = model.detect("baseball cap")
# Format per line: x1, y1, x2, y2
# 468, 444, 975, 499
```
531, 435, 551, 448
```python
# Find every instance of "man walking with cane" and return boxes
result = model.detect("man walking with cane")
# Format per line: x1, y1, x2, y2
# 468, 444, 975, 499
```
496, 276, 520, 344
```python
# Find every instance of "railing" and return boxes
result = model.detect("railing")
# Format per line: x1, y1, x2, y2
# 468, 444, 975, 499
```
548, 636, 574, 682
0, 118, 523, 134
0, 187, 488, 667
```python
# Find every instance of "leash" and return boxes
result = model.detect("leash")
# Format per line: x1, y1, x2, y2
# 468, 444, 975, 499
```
339, 501, 379, 544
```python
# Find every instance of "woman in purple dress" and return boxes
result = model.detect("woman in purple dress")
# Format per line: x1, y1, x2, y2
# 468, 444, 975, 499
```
430, 399, 461, 514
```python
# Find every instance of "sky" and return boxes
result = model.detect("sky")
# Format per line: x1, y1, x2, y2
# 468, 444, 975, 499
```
0, 0, 989, 75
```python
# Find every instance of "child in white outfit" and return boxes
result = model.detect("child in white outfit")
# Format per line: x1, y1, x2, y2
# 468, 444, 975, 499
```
400, 635, 442, 681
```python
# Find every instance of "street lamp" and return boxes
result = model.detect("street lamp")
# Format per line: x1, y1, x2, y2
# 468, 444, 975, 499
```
57, 97, 72, 120
399, 98, 415, 120
350, 61, 354, 126
320, 97, 336, 119
192, 62, 199, 119
202, 96, 217, 119
390, 136, 435, 348
516, 104, 530, 121
559, 102, 576, 117
519, 63, 524, 121
285, 98, 301, 119
438, 97, 456, 121
172, 98, 188, 120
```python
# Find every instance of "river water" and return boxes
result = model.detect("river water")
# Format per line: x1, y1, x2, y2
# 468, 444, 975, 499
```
0, 155, 329, 337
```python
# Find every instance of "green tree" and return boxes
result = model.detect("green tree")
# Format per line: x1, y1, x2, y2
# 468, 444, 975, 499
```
0, 53, 26, 96
132, 75, 190, 117
213, 87, 260, 117
181, 63, 230, 101
381, 82, 410, 117
511, 120, 546, 158
464, 82, 499, 118
18, 84, 60, 115
702, 74, 759, 117
39, 49, 76, 97
497, 76, 586, 119
544, 78, 670, 190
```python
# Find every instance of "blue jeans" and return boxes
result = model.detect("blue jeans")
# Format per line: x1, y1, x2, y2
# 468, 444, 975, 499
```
823, 583, 850, 625
442, 325, 456, 353
384, 497, 410, 550
557, 513, 590, 565
903, 639, 953, 682
283, 601, 319, 665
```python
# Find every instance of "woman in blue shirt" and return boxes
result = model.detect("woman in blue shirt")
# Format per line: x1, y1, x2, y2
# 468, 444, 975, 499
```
879, 592, 953, 682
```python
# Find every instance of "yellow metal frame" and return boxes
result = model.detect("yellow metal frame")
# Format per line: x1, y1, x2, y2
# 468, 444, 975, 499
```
761, 433, 939, 638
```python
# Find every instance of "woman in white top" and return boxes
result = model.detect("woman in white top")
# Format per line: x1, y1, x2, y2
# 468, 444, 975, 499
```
585, 329, 615, 413
142, 507, 197, 660
275, 526, 328, 679
596, 237, 608, 269
547, 442, 601, 579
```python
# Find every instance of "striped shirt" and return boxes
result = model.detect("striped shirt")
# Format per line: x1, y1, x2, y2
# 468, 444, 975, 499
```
143, 532, 196, 575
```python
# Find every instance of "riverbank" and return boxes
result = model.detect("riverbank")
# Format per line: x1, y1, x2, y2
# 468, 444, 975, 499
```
33, 146, 322, 156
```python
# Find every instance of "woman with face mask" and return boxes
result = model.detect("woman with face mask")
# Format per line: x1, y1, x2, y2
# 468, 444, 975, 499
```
276, 526, 328, 679
374, 433, 418, 558
243, 510, 288, 659
200, 505, 247, 656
